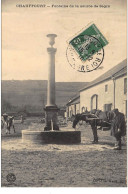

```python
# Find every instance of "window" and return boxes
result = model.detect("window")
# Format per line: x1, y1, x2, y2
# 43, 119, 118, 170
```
104, 103, 112, 111
91, 94, 98, 110
105, 84, 108, 92
124, 78, 127, 94
74, 104, 76, 115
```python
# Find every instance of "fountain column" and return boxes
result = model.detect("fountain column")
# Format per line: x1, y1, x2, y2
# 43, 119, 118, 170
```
44, 34, 59, 131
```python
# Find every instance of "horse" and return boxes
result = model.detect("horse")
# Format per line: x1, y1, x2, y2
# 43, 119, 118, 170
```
72, 109, 112, 143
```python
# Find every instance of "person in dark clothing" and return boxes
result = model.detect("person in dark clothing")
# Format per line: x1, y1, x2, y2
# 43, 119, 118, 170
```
3, 113, 8, 123
7, 116, 15, 134
111, 109, 126, 150
2, 113, 8, 131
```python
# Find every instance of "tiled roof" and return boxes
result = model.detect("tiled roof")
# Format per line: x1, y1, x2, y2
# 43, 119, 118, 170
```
66, 95, 80, 106
69, 97, 80, 105
80, 59, 127, 92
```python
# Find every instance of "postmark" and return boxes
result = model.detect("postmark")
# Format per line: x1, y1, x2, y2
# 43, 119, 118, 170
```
6, 173, 16, 183
66, 23, 108, 72
66, 35, 104, 72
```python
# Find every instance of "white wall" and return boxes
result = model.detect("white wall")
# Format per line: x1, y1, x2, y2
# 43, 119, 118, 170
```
67, 75, 127, 117
115, 76, 127, 114
80, 75, 127, 115
80, 79, 114, 112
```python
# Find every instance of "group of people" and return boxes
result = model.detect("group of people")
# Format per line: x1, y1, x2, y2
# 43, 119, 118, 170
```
89, 108, 126, 150
1, 113, 15, 134
1, 113, 26, 134
72, 108, 126, 150
1, 109, 127, 150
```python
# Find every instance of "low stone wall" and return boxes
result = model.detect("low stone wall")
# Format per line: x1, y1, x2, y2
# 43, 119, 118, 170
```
22, 130, 81, 144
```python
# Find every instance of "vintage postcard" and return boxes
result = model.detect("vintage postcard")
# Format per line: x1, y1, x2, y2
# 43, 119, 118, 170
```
1, 0, 127, 188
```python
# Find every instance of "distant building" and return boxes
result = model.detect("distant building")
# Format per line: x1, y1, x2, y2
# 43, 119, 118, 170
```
58, 106, 66, 117
66, 59, 127, 118
66, 95, 80, 118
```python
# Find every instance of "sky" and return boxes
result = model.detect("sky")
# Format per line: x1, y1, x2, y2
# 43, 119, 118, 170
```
1, 0, 127, 82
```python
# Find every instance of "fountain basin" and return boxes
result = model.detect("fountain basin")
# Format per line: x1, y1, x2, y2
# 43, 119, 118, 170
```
22, 130, 81, 144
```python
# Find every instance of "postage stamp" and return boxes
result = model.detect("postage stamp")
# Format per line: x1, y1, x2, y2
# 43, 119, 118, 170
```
66, 23, 108, 72
69, 23, 108, 61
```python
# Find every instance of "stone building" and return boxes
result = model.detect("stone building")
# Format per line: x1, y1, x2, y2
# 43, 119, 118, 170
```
66, 59, 127, 118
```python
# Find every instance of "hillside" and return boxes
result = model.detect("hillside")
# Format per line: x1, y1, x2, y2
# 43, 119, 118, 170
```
1, 80, 88, 112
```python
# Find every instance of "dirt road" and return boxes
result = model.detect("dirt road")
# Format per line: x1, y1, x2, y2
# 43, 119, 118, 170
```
1, 122, 127, 187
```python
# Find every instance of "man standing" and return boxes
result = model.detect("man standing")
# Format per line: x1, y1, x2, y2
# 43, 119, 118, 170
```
111, 109, 126, 150
7, 116, 15, 134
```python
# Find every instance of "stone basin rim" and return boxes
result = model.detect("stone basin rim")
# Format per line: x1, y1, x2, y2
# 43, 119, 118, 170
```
22, 130, 78, 134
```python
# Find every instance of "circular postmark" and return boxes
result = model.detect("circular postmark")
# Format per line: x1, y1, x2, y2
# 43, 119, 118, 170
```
66, 35, 104, 72
6, 173, 16, 183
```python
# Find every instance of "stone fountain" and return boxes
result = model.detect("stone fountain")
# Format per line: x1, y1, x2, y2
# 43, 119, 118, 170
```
22, 34, 81, 144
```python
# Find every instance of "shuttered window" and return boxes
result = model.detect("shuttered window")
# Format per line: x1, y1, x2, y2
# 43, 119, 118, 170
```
105, 84, 108, 92
104, 104, 112, 111
124, 78, 127, 94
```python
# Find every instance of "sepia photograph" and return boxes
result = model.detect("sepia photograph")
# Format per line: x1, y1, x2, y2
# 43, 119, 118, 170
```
1, 0, 127, 188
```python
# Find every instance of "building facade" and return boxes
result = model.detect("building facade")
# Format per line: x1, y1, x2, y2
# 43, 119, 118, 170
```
80, 59, 127, 116
66, 59, 127, 118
